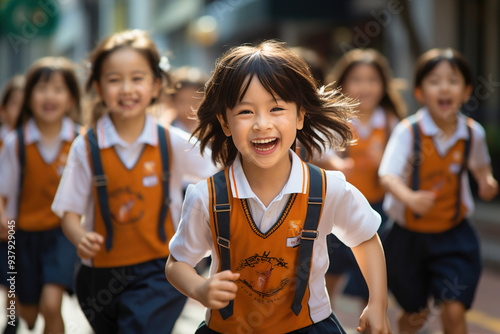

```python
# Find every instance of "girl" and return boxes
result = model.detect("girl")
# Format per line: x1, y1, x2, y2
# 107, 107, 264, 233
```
170, 66, 209, 134
0, 57, 81, 333
0, 74, 24, 334
379, 48, 498, 333
52, 30, 218, 333
165, 40, 392, 334
0, 75, 24, 150
321, 49, 406, 309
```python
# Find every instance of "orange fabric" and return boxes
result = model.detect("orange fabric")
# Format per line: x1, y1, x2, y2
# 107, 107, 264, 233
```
17, 141, 72, 231
207, 168, 324, 333
88, 130, 174, 268
344, 125, 387, 203
404, 126, 467, 233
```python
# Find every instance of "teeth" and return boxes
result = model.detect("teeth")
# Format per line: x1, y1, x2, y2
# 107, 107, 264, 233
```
120, 100, 136, 106
255, 145, 275, 152
252, 138, 276, 144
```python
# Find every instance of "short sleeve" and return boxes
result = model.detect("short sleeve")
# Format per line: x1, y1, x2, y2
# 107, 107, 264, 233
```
168, 181, 213, 267
0, 133, 20, 218
51, 135, 93, 217
378, 121, 413, 179
323, 171, 381, 248
468, 121, 492, 171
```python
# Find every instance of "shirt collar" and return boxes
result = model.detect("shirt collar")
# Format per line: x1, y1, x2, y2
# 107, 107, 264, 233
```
96, 113, 158, 149
24, 116, 76, 145
228, 149, 308, 200
417, 107, 470, 140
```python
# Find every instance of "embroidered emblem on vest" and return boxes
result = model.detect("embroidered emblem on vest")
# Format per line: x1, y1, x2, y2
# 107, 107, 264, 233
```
286, 220, 303, 248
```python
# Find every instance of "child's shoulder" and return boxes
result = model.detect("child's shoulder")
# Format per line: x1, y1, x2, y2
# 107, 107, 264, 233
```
464, 116, 487, 139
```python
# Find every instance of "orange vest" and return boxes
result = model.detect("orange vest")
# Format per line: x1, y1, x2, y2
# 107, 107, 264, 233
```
344, 123, 388, 204
86, 131, 174, 268
17, 136, 72, 231
207, 168, 325, 334
404, 120, 470, 233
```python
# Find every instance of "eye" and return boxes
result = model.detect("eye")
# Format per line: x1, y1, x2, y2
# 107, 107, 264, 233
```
271, 107, 284, 112
107, 78, 119, 83
237, 109, 252, 115
133, 76, 144, 82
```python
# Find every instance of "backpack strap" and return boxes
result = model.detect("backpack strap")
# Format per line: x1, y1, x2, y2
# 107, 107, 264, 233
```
452, 120, 472, 222
157, 124, 170, 243
211, 169, 233, 319
406, 115, 421, 219
86, 128, 114, 252
291, 163, 325, 316
16, 127, 25, 191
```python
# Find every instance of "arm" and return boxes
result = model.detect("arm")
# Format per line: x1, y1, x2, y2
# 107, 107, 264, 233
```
380, 174, 435, 216
165, 255, 239, 309
61, 211, 103, 260
470, 165, 498, 201
351, 234, 392, 334
0, 196, 8, 240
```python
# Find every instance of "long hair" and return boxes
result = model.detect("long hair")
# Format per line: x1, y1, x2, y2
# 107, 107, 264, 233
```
16, 57, 81, 128
194, 40, 357, 167
85, 29, 169, 126
0, 75, 25, 126
328, 48, 406, 120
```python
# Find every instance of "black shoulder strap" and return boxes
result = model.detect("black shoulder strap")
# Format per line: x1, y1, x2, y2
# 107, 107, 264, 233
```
409, 116, 421, 192
16, 127, 25, 191
86, 128, 114, 252
291, 163, 324, 316
452, 121, 472, 222
211, 169, 233, 319
157, 124, 170, 243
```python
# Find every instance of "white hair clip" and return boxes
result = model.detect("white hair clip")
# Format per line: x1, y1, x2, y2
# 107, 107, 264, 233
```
159, 56, 171, 72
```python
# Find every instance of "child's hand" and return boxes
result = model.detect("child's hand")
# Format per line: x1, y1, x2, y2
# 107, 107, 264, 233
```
194, 270, 240, 309
478, 175, 498, 201
0, 215, 9, 241
357, 303, 392, 334
408, 190, 435, 216
77, 232, 104, 260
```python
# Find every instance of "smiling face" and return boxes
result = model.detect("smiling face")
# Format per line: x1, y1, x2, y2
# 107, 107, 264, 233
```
415, 61, 472, 125
29, 72, 74, 125
95, 47, 160, 121
218, 76, 304, 172
342, 63, 384, 114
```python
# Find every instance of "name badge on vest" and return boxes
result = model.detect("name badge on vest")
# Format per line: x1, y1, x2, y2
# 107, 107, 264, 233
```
143, 161, 159, 187
286, 220, 303, 248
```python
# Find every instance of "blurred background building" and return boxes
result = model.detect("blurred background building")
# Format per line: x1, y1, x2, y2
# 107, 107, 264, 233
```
1, 0, 499, 185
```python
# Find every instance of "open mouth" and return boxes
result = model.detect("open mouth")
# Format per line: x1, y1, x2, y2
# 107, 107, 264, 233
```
42, 103, 58, 112
438, 98, 453, 110
118, 99, 139, 109
251, 138, 278, 152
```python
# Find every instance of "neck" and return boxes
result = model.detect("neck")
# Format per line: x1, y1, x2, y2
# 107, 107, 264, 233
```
110, 113, 146, 144
357, 107, 375, 125
35, 118, 63, 142
241, 153, 292, 207
429, 113, 457, 139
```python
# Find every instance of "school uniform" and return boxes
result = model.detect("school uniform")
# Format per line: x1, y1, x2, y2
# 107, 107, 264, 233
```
326, 107, 395, 299
0, 117, 78, 304
378, 107, 490, 312
169, 150, 380, 334
0, 125, 11, 151
52, 114, 218, 334
0, 124, 12, 288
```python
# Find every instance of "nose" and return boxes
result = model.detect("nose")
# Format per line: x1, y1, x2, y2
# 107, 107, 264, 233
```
121, 79, 133, 94
253, 111, 272, 131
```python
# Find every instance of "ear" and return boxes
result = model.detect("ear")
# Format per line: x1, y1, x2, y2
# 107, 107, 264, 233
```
216, 113, 231, 137
152, 78, 161, 99
414, 87, 424, 104
464, 85, 473, 103
296, 107, 305, 130
93, 81, 103, 100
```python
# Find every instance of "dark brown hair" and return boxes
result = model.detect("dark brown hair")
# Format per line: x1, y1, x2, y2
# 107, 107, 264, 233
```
85, 29, 168, 126
328, 48, 406, 120
194, 40, 357, 167
414, 48, 473, 89
16, 57, 81, 128
1, 75, 24, 109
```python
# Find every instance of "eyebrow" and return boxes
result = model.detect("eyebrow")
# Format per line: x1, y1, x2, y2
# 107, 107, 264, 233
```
237, 98, 284, 106
104, 70, 148, 77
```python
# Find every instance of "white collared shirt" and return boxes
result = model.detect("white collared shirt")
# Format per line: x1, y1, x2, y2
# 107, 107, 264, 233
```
378, 108, 492, 224
169, 150, 380, 324
0, 117, 77, 218
51, 114, 218, 266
